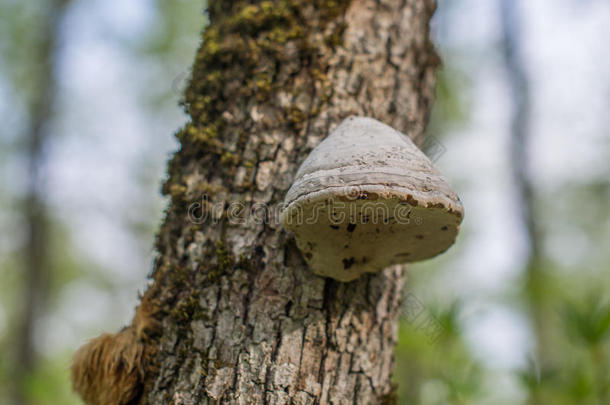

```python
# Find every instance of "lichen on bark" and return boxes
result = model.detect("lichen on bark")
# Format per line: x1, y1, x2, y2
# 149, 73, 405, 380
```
71, 0, 440, 404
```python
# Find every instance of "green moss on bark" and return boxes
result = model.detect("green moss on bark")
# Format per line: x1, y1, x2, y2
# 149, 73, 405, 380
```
156, 0, 352, 267
163, 0, 351, 192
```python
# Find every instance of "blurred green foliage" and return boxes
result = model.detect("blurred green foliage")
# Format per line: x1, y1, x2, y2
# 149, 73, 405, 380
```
394, 303, 483, 404
18, 353, 83, 405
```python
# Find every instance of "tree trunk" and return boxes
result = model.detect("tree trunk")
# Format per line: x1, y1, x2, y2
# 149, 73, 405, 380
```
13, 1, 69, 404
71, 1, 439, 404
500, 3, 553, 403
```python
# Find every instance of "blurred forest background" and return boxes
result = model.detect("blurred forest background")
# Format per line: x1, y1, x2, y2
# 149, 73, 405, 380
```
0, 0, 608, 404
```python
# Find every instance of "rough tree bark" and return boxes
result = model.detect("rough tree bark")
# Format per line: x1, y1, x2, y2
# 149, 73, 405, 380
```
72, 1, 440, 404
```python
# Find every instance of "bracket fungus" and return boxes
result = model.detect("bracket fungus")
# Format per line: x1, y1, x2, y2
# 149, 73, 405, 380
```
280, 116, 464, 282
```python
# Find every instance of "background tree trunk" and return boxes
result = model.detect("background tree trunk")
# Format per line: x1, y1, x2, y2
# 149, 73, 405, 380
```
500, 2, 553, 403
12, 1, 70, 404
73, 1, 440, 404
